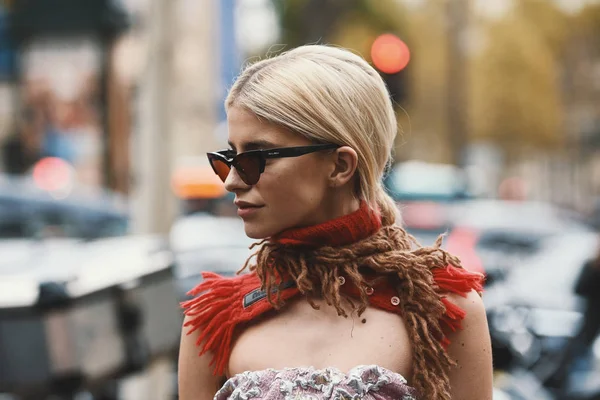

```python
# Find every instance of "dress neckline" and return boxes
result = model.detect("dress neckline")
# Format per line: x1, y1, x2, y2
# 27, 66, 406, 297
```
226, 364, 410, 381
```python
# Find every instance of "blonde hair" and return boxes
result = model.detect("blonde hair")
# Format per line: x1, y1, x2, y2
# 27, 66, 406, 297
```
225, 45, 399, 226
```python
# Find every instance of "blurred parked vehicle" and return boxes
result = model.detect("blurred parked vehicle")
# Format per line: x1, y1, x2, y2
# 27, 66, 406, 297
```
384, 160, 471, 202
400, 200, 453, 246
444, 200, 592, 286
386, 161, 482, 272
0, 174, 129, 241
171, 158, 236, 217
485, 229, 600, 399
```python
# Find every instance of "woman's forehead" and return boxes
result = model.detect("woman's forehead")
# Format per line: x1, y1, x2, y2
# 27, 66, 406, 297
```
226, 107, 307, 151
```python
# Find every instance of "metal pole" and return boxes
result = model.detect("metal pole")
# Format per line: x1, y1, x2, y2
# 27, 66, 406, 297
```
218, 0, 240, 123
131, 0, 174, 234
151, 0, 174, 234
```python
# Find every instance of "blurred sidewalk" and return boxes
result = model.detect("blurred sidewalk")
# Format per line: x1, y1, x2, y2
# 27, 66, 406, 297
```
119, 358, 175, 400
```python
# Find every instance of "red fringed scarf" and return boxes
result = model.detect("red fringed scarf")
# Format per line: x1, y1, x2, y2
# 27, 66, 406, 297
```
181, 203, 484, 376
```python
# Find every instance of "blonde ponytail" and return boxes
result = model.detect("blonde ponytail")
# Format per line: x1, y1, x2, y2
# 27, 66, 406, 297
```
373, 185, 400, 227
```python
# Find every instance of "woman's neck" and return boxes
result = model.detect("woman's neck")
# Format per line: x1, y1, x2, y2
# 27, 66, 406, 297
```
320, 196, 361, 222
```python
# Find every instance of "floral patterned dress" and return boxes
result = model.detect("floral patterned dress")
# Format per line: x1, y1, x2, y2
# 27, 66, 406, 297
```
214, 365, 417, 400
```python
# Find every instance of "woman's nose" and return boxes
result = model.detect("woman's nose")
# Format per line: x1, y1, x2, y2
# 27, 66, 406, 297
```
224, 166, 250, 192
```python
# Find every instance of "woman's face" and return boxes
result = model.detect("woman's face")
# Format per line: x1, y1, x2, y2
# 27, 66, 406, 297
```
224, 106, 336, 239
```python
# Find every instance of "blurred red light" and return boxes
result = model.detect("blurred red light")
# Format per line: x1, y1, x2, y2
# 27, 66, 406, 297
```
371, 34, 410, 74
32, 157, 72, 192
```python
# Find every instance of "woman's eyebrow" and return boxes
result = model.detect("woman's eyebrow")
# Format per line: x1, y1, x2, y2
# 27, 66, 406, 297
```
228, 139, 280, 152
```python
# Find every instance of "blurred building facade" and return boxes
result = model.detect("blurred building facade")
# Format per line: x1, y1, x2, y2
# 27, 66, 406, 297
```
0, 0, 232, 234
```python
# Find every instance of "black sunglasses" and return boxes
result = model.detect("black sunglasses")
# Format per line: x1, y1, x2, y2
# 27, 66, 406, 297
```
207, 143, 340, 185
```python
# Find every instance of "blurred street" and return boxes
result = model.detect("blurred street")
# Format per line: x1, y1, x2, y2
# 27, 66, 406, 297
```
1, 0, 600, 399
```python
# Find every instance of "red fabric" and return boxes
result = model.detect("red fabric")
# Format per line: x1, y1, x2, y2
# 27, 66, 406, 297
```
272, 201, 382, 247
181, 203, 484, 376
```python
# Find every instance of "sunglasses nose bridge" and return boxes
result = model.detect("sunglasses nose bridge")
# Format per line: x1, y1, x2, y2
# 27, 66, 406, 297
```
256, 156, 266, 175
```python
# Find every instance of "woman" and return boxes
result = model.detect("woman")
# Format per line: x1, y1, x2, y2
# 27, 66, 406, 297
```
179, 45, 493, 400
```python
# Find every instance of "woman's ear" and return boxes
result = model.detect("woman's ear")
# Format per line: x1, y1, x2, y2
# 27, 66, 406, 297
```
329, 146, 358, 187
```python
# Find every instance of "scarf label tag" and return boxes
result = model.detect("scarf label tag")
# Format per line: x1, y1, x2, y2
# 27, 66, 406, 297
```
243, 281, 296, 308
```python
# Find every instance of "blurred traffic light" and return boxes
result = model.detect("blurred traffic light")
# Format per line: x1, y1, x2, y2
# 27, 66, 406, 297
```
371, 34, 410, 74
32, 157, 74, 193
371, 33, 410, 105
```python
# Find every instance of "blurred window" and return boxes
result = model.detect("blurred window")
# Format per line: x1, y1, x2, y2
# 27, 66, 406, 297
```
0, 220, 29, 238
476, 231, 545, 256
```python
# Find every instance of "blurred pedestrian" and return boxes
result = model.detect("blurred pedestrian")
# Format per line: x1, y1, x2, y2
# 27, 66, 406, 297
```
2, 108, 44, 174
178, 45, 492, 400
38, 93, 76, 164
544, 238, 600, 392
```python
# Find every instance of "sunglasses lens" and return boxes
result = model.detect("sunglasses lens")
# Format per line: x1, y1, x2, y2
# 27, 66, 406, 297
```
235, 153, 262, 185
209, 157, 231, 182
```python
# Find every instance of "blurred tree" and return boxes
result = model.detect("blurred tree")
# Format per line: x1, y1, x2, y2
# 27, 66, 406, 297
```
576, 3, 600, 41
565, 3, 600, 152
272, 0, 407, 49
470, 0, 569, 160
394, 0, 450, 162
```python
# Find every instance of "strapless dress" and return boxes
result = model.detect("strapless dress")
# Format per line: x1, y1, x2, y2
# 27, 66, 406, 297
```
214, 364, 417, 399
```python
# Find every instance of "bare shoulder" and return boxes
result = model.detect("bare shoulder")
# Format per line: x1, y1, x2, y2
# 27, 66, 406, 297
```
178, 315, 223, 400
445, 290, 493, 400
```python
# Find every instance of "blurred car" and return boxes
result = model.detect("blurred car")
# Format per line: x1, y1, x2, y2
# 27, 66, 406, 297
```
171, 157, 237, 217
485, 229, 597, 313
398, 200, 489, 275
484, 229, 600, 398
384, 160, 471, 202
0, 174, 129, 240
443, 200, 592, 285
385, 161, 481, 271
400, 200, 453, 245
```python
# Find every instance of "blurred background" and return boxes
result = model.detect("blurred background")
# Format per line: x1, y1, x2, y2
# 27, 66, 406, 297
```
1, 0, 600, 399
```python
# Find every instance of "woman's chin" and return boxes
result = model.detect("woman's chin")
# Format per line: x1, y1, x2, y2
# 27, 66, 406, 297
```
243, 224, 272, 240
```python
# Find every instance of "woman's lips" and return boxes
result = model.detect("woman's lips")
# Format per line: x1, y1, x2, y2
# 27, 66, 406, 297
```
237, 205, 263, 218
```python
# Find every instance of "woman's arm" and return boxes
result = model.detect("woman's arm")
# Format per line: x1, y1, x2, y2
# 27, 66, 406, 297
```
445, 290, 494, 400
178, 315, 223, 400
